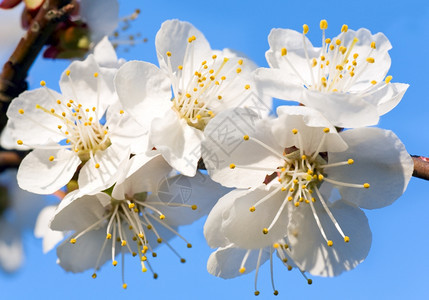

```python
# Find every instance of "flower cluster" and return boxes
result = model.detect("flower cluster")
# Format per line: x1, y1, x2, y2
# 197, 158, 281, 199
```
0, 18, 413, 295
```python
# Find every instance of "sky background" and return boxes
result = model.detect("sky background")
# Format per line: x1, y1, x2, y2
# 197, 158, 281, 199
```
1, 0, 429, 299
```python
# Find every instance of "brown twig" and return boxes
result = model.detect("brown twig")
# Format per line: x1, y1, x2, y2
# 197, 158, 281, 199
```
411, 155, 429, 180
0, 0, 73, 131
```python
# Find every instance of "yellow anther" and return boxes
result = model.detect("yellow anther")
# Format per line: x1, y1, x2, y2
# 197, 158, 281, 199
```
238, 59, 243, 65
119, 110, 124, 114
335, 39, 341, 46
307, 169, 314, 175
180, 258, 186, 263
178, 65, 183, 70
40, 80, 46, 86
221, 76, 226, 80
325, 38, 331, 44
92, 273, 97, 279
281, 47, 287, 56
66, 70, 70, 76
212, 54, 217, 59
141, 256, 147, 261
209, 69, 214, 74
301, 155, 307, 160
312, 58, 317, 67
243, 135, 249, 141
353, 53, 359, 60
320, 19, 328, 30
196, 114, 202, 120
18, 109, 24, 114
341, 24, 348, 32
255, 291, 260, 296
191, 204, 197, 210
249, 206, 256, 212
287, 196, 293, 201
302, 185, 307, 189
187, 243, 192, 248
50, 108, 55, 113
371, 41, 376, 49
138, 233, 144, 239
166, 51, 172, 57
95, 163, 100, 169
323, 127, 330, 133
112, 260, 118, 266
244, 84, 250, 90
287, 265, 293, 271
329, 44, 335, 51
292, 128, 298, 134
93, 72, 99, 78
202, 60, 207, 65
188, 35, 196, 43
209, 76, 215, 81
303, 24, 309, 34
352, 60, 357, 66
142, 267, 148, 273
366, 57, 375, 63
129, 225, 133, 230
308, 279, 313, 285
371, 80, 377, 85
294, 202, 300, 207
49, 156, 54, 162
121, 240, 127, 246
281, 187, 287, 192
347, 159, 354, 165
363, 183, 370, 188
273, 243, 280, 249
236, 68, 242, 73
186, 93, 191, 98
147, 225, 152, 230
327, 240, 333, 247
274, 290, 279, 296
344, 236, 350, 243
17, 140, 23, 145
223, 57, 229, 62
159, 214, 165, 220
157, 238, 162, 243
239, 267, 246, 273
262, 228, 269, 234
229, 163, 236, 169
318, 174, 324, 181
385, 75, 393, 84
122, 284, 127, 289
70, 238, 76, 244
339, 46, 347, 54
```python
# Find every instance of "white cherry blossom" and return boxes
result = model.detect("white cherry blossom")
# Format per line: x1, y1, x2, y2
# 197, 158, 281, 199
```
115, 19, 271, 176
203, 106, 413, 276
255, 20, 408, 127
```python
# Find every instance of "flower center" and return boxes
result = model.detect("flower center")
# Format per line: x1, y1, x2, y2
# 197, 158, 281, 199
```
231, 127, 370, 248
68, 191, 198, 288
279, 19, 393, 93
165, 36, 250, 130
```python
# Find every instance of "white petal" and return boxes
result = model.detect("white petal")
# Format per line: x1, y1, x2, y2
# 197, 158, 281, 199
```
301, 89, 380, 128
266, 28, 319, 84
326, 127, 413, 209
34, 205, 66, 253
57, 226, 111, 273
115, 60, 172, 129
93, 36, 119, 68
0, 220, 23, 272
60, 55, 116, 116
288, 200, 372, 277
147, 172, 229, 227
5, 88, 65, 147
363, 82, 409, 116
207, 244, 270, 279
273, 106, 348, 153
17, 149, 80, 194
216, 186, 290, 249
253, 67, 304, 101
78, 144, 130, 195
112, 154, 172, 200
203, 108, 282, 188
150, 110, 203, 176
79, 0, 119, 43
50, 191, 110, 232
155, 19, 211, 79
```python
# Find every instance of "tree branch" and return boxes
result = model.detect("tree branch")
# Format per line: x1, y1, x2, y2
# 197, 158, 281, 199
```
411, 155, 429, 180
0, 0, 73, 131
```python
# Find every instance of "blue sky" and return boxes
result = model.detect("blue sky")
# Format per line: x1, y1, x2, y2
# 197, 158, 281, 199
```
1, 0, 429, 299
